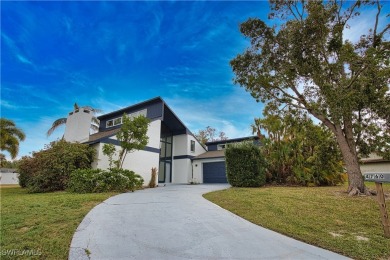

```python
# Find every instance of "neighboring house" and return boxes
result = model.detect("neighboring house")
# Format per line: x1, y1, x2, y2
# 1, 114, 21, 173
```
0, 168, 19, 185
192, 137, 259, 183
64, 97, 206, 185
360, 153, 390, 174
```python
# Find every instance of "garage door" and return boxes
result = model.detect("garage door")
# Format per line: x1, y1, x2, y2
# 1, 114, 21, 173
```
203, 161, 227, 183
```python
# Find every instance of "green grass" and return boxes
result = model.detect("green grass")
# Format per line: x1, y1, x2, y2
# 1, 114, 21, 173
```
0, 186, 118, 259
204, 182, 390, 260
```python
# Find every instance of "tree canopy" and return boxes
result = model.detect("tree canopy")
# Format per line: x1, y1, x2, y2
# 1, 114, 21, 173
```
116, 114, 150, 169
253, 104, 344, 186
231, 0, 389, 195
0, 118, 26, 159
195, 126, 228, 145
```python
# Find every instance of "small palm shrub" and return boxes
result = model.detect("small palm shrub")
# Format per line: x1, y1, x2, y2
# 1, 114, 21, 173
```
68, 168, 143, 193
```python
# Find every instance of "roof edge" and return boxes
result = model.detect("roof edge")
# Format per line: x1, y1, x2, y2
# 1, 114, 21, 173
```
206, 136, 259, 145
97, 96, 163, 120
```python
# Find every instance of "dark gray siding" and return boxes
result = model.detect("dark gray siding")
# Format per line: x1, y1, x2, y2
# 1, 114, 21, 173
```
147, 102, 164, 119
203, 161, 227, 183
207, 144, 218, 151
99, 100, 163, 131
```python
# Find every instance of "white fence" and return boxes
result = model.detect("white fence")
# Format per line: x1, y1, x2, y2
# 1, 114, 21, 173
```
0, 169, 19, 185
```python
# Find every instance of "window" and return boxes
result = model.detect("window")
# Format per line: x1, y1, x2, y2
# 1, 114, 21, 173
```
114, 117, 122, 125
106, 120, 114, 127
217, 144, 226, 150
190, 140, 195, 152
106, 116, 122, 128
105, 109, 148, 128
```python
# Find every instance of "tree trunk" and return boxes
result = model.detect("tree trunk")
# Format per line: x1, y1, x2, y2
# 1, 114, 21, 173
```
119, 150, 128, 169
334, 126, 373, 196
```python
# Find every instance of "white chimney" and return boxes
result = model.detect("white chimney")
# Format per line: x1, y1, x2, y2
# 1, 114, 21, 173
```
64, 107, 94, 143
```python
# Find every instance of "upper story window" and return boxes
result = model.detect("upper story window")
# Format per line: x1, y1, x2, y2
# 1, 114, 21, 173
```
106, 109, 147, 128
190, 140, 195, 152
106, 116, 122, 128
217, 144, 226, 150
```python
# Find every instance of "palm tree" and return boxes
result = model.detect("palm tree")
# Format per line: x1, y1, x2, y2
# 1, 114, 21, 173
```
0, 118, 26, 159
47, 103, 101, 137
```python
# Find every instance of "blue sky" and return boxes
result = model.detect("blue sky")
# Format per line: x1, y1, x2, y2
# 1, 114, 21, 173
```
1, 1, 389, 159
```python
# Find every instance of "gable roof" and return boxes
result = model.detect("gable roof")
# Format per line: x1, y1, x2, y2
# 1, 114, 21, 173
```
85, 97, 203, 145
97, 97, 163, 121
85, 128, 120, 145
193, 150, 225, 160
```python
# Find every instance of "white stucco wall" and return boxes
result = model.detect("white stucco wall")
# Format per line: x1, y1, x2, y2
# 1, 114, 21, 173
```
64, 108, 94, 143
172, 134, 207, 183
121, 150, 160, 185
92, 120, 161, 186
146, 120, 162, 149
172, 159, 192, 183
172, 135, 187, 156
172, 134, 206, 156
192, 158, 225, 183
0, 172, 19, 185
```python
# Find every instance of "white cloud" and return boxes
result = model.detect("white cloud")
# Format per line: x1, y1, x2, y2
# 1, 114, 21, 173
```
164, 88, 262, 139
7, 116, 65, 160
2, 32, 36, 68
1, 100, 18, 109
0, 99, 39, 110
343, 7, 389, 43
16, 84, 62, 105
16, 54, 33, 65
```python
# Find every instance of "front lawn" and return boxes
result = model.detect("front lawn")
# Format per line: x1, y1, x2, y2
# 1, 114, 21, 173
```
204, 182, 390, 260
0, 186, 118, 259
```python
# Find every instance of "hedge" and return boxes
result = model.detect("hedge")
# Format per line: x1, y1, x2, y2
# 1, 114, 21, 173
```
67, 168, 144, 193
225, 141, 266, 187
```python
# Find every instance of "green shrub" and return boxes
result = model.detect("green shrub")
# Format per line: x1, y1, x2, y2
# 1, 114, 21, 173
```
253, 106, 344, 186
109, 168, 144, 191
225, 141, 266, 187
18, 156, 36, 188
68, 168, 144, 193
18, 140, 95, 192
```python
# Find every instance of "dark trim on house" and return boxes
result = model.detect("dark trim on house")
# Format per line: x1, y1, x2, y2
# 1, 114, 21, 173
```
192, 156, 225, 161
206, 136, 261, 152
173, 155, 195, 160
144, 146, 161, 154
206, 136, 259, 146
95, 97, 200, 144
98, 97, 163, 120
100, 138, 160, 154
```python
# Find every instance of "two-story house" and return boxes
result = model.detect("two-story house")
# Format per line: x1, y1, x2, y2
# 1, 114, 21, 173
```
64, 97, 206, 185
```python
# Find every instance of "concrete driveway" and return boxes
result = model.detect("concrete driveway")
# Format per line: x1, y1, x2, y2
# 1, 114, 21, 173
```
69, 184, 349, 260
